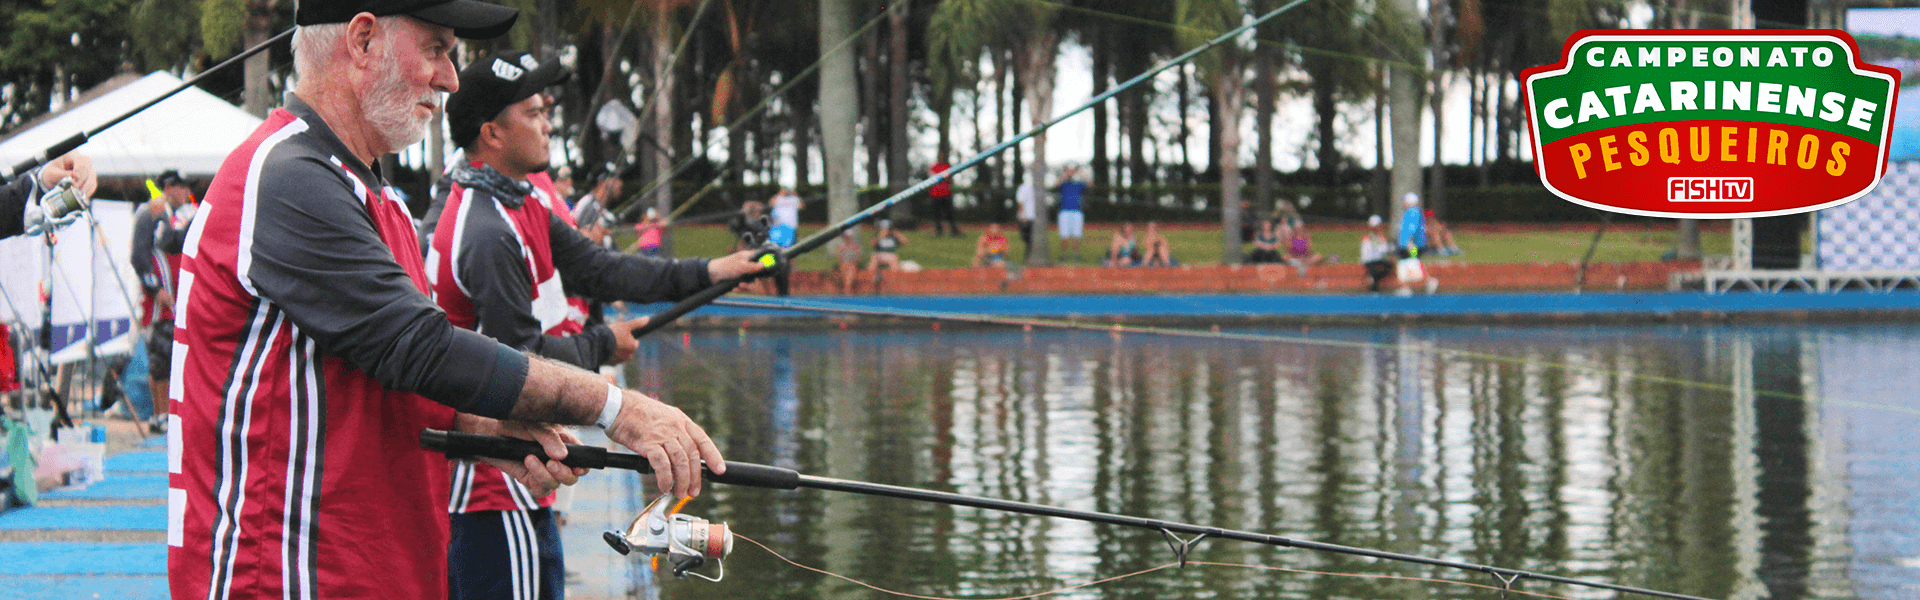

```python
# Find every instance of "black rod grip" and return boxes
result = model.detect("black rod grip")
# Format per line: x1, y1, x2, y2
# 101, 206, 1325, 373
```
632, 278, 743, 338
419, 429, 801, 490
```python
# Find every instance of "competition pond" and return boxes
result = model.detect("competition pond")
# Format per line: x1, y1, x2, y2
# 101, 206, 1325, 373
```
550, 323, 1920, 600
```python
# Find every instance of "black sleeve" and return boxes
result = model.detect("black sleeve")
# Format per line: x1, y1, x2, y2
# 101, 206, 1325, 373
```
456, 218, 614, 371
548, 213, 713, 303
129, 209, 159, 292
247, 156, 525, 419
0, 172, 37, 239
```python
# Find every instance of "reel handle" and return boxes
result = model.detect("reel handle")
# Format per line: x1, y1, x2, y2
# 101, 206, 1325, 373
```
420, 429, 801, 490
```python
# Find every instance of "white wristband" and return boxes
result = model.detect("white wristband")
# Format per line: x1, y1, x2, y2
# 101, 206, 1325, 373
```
596, 385, 624, 429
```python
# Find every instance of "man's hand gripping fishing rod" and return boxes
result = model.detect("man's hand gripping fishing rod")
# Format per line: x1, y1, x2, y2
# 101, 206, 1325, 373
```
627, 0, 1315, 339
422, 429, 1714, 600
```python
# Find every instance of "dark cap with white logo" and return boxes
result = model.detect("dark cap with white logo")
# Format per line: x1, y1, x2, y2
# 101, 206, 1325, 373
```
447, 52, 570, 149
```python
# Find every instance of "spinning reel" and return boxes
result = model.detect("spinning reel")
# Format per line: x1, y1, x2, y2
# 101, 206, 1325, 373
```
602, 495, 732, 581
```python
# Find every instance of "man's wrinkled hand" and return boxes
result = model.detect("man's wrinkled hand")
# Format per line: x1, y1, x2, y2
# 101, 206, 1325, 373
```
453, 414, 589, 495
40, 152, 96, 198
602, 390, 725, 499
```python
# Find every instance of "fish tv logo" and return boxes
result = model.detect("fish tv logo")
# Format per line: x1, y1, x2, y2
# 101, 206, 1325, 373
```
1523, 30, 1900, 218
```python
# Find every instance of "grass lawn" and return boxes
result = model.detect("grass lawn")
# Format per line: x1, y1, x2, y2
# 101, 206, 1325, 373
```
618, 222, 1732, 271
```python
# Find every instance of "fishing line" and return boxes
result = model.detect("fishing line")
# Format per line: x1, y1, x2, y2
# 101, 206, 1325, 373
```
701, 296, 1918, 417
630, 0, 1321, 338
614, 3, 902, 220
733, 531, 1583, 600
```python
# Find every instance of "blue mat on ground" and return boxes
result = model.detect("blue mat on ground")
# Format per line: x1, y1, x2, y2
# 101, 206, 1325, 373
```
104, 451, 167, 474
0, 506, 165, 530
40, 475, 167, 501
0, 542, 165, 575
0, 575, 166, 599
136, 435, 167, 448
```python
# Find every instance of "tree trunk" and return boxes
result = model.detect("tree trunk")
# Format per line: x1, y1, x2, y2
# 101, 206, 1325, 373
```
1312, 62, 1339, 185
242, 0, 276, 119
888, 0, 913, 224
1009, 51, 1024, 188
863, 27, 882, 192
1091, 26, 1111, 192
820, 0, 860, 223
1176, 63, 1192, 181
1253, 45, 1277, 218
1388, 0, 1422, 238
1427, 0, 1451, 219
652, 10, 678, 254
1216, 66, 1246, 266
1375, 63, 1388, 217
792, 95, 814, 189
1020, 31, 1057, 267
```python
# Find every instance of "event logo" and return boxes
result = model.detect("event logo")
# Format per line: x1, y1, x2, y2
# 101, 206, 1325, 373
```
1523, 30, 1900, 218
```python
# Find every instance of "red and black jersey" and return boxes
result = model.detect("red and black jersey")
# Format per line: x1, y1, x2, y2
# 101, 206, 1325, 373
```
167, 94, 529, 600
430, 162, 715, 513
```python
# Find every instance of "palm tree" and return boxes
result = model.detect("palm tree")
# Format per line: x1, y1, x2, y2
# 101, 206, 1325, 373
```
821, 0, 860, 223
1176, 0, 1250, 265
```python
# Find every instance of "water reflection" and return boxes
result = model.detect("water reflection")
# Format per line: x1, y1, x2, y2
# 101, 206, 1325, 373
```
562, 324, 1920, 600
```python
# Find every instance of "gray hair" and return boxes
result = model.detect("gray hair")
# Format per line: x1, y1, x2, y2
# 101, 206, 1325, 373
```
291, 16, 407, 83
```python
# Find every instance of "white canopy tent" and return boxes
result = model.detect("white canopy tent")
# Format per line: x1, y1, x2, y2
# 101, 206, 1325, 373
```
0, 71, 263, 177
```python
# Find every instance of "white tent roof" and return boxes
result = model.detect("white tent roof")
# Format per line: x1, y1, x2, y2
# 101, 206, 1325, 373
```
0, 71, 264, 177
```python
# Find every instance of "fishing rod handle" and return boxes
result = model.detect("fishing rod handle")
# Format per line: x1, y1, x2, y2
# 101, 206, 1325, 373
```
632, 277, 744, 338
6, 133, 86, 180
419, 429, 800, 490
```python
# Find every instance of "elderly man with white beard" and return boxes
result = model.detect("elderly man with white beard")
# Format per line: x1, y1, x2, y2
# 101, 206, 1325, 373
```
165, 2, 728, 599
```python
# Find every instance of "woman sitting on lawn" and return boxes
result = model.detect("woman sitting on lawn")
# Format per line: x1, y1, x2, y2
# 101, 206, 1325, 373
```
1142, 222, 1174, 266
973, 223, 1011, 267
1284, 221, 1327, 267
1106, 222, 1140, 267
868, 219, 908, 290
1248, 220, 1283, 264
833, 230, 864, 294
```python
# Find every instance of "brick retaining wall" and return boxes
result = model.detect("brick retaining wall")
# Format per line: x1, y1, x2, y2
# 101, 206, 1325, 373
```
771, 261, 1702, 296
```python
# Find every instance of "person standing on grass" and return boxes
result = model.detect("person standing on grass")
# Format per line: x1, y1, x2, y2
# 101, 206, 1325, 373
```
1015, 181, 1036, 260
169, 6, 740, 598
1056, 167, 1087, 262
928, 162, 959, 236
1397, 192, 1427, 258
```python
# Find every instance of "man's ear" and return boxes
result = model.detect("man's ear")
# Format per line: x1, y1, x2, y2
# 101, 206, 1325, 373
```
344, 13, 382, 67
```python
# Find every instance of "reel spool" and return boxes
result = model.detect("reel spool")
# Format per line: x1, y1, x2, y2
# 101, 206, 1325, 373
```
603, 495, 731, 581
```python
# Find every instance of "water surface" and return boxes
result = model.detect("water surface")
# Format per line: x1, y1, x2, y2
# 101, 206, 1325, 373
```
556, 323, 1920, 600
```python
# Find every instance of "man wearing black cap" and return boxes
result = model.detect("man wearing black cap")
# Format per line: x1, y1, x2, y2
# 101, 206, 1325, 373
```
431, 52, 763, 600
128, 170, 193, 432
169, 5, 731, 599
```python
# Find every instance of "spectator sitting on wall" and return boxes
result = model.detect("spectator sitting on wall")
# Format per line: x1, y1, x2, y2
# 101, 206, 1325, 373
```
1283, 221, 1328, 269
833, 229, 863, 295
1247, 220, 1283, 264
868, 219, 907, 292
1142, 221, 1174, 266
1106, 222, 1140, 267
973, 223, 1011, 268
1425, 209, 1463, 257
1360, 215, 1394, 292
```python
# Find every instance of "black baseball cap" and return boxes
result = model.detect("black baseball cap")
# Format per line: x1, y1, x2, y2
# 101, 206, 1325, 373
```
295, 0, 519, 40
156, 170, 189, 188
447, 53, 570, 148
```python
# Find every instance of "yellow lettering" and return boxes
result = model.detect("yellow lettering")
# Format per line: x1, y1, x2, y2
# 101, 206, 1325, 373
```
1826, 142, 1849, 177
1571, 143, 1593, 179
1659, 128, 1682, 164
1795, 134, 1820, 170
1628, 131, 1650, 167
1721, 126, 1739, 162
1766, 129, 1789, 166
1601, 135, 1623, 172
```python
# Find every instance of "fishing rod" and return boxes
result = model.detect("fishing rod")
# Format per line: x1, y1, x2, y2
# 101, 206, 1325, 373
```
421, 429, 1713, 600
3, 29, 294, 180
627, 0, 1317, 339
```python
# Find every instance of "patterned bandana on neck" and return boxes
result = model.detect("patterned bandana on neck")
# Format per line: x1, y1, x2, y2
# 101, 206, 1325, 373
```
450, 163, 533, 208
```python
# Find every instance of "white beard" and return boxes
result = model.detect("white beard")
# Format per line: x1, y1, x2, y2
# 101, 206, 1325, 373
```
361, 44, 436, 153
